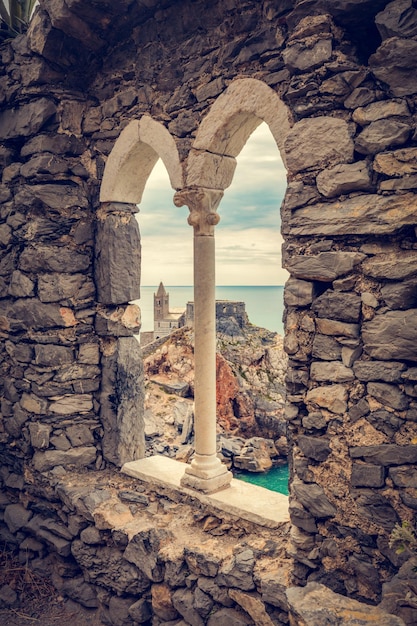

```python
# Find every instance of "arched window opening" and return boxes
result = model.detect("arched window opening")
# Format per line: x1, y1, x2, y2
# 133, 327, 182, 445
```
217, 121, 288, 335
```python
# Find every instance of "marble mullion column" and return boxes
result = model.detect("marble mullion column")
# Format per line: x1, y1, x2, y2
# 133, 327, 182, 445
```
174, 188, 232, 494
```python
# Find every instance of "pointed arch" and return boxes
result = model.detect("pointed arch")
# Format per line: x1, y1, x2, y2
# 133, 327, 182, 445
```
100, 116, 184, 204
187, 78, 292, 190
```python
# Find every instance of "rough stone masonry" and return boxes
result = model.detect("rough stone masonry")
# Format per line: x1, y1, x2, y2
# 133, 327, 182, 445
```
1, 0, 417, 624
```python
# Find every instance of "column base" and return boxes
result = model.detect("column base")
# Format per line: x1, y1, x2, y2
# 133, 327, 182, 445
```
180, 455, 233, 494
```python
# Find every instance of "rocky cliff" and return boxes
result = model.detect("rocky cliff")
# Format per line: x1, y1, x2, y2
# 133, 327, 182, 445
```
142, 317, 288, 467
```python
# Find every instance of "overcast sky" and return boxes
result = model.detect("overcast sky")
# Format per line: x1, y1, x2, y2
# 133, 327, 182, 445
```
136, 122, 289, 286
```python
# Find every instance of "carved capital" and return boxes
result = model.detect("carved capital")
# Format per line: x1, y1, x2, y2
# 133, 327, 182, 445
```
174, 188, 223, 236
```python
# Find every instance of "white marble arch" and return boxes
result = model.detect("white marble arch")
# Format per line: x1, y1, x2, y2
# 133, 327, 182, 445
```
100, 115, 183, 204
187, 77, 292, 191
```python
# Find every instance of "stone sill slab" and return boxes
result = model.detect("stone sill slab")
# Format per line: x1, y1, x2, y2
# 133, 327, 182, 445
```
122, 455, 289, 528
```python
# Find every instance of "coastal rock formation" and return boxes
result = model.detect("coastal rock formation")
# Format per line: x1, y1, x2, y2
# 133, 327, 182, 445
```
142, 320, 287, 458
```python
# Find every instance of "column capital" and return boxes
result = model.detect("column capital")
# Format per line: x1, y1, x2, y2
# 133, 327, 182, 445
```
174, 187, 223, 236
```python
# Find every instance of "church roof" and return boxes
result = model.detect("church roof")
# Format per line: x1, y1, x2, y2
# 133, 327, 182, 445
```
156, 282, 167, 297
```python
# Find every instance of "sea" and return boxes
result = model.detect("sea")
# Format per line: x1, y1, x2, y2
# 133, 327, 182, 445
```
134, 285, 285, 336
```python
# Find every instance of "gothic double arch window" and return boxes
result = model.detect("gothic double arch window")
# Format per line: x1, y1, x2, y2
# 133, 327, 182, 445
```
99, 77, 291, 493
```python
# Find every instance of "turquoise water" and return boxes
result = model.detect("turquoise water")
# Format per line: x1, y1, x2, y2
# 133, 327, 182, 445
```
135, 285, 285, 335
235, 465, 289, 495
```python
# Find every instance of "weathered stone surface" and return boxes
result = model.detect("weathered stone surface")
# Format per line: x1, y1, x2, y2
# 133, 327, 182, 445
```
306, 384, 347, 414
353, 361, 406, 383
362, 250, 417, 280
32, 447, 96, 471
283, 38, 332, 73
0, 99, 57, 139
34, 344, 74, 366
298, 435, 331, 461
350, 445, 417, 466
312, 290, 361, 322
380, 558, 417, 626
370, 37, 417, 97
95, 207, 141, 304
129, 597, 151, 623
288, 193, 417, 236
355, 119, 411, 154
185, 547, 221, 578
315, 318, 359, 338
217, 549, 255, 591
38, 273, 95, 304
351, 463, 385, 488
287, 582, 405, 625
71, 541, 149, 595
312, 335, 342, 361
353, 99, 410, 125
49, 394, 93, 415
19, 244, 90, 273
291, 480, 336, 518
282, 181, 320, 211
207, 607, 252, 626
381, 279, 417, 310
363, 310, 417, 361
367, 382, 408, 410
172, 588, 204, 626
354, 490, 400, 530
376, 0, 417, 39
374, 147, 417, 176
8, 270, 35, 297
284, 117, 354, 173
16, 183, 89, 210
124, 527, 166, 582
389, 466, 417, 488
284, 278, 316, 307
4, 504, 32, 533
285, 252, 365, 281
258, 566, 288, 610
229, 589, 275, 626
310, 361, 354, 383
316, 161, 372, 198
100, 337, 145, 466
151, 583, 178, 621
28, 423, 51, 449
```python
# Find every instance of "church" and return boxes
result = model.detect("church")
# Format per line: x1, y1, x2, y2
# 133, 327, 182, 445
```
140, 283, 186, 345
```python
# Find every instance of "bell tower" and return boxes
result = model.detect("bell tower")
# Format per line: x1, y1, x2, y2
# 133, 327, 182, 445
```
154, 282, 169, 321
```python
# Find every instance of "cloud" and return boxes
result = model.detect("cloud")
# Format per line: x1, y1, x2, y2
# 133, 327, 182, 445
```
137, 122, 289, 285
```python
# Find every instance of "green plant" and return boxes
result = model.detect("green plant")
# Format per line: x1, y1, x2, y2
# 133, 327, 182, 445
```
389, 521, 417, 556
0, 0, 37, 39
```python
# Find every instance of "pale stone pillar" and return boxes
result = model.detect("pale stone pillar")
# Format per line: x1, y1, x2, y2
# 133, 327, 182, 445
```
174, 188, 232, 493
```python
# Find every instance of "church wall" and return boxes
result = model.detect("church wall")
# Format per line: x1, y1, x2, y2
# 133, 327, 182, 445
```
1, 0, 417, 620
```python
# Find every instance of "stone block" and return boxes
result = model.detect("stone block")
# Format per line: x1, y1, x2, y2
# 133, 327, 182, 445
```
285, 251, 365, 282
389, 466, 417, 488
310, 361, 354, 383
0, 98, 57, 140
287, 582, 405, 625
95, 208, 141, 305
217, 549, 255, 591
289, 192, 417, 236
370, 37, 417, 96
19, 244, 90, 273
172, 587, 205, 626
100, 337, 144, 466
362, 250, 417, 280
350, 444, 417, 466
4, 503, 32, 533
312, 290, 361, 322
283, 38, 332, 73
28, 423, 51, 449
351, 463, 385, 487
284, 277, 316, 307
363, 310, 417, 360
298, 435, 331, 462
374, 147, 417, 176
312, 335, 342, 361
32, 447, 97, 471
306, 384, 348, 414
353, 361, 406, 383
229, 589, 275, 626
284, 116, 354, 173
316, 161, 372, 198
292, 480, 336, 519
315, 318, 359, 339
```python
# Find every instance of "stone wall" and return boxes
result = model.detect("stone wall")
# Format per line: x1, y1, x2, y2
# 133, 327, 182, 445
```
1, 0, 417, 621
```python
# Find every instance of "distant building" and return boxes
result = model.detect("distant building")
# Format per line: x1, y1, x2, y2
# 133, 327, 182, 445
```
140, 283, 248, 345
140, 282, 186, 345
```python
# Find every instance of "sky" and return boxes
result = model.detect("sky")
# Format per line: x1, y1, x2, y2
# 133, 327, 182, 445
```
136, 122, 289, 286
